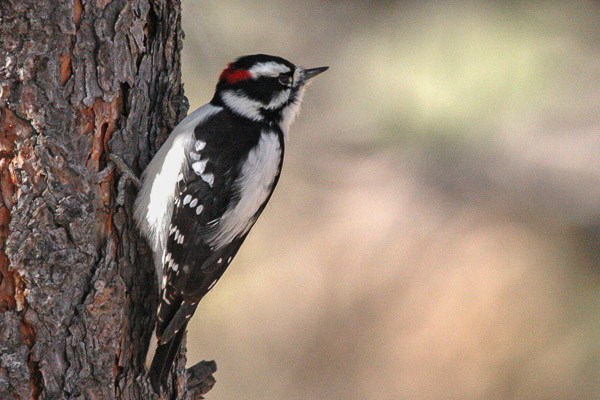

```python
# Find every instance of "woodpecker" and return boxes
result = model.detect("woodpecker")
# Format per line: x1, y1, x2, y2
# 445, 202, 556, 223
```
133, 54, 327, 390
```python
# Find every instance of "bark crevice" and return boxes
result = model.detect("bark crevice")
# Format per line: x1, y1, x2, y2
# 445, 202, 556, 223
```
0, 1, 203, 398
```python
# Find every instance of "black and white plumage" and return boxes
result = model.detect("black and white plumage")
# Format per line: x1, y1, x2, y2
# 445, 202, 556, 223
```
133, 54, 327, 391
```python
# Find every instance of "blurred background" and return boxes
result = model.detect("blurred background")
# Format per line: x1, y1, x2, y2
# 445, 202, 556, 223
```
181, 1, 600, 399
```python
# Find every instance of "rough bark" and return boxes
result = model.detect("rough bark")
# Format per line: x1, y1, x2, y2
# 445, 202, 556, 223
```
0, 1, 213, 398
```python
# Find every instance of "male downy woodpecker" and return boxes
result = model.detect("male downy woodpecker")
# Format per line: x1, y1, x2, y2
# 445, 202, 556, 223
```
133, 54, 327, 390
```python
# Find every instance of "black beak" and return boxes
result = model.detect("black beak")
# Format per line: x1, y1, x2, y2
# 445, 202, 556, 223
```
300, 66, 329, 82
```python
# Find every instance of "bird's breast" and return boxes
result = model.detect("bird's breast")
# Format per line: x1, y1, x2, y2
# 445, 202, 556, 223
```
208, 130, 283, 248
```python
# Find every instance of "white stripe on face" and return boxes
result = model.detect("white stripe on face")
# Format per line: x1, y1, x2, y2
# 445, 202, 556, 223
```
221, 90, 264, 121
249, 62, 290, 78
267, 89, 291, 109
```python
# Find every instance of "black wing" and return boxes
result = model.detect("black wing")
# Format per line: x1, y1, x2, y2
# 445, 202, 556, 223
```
149, 110, 264, 389
157, 111, 265, 341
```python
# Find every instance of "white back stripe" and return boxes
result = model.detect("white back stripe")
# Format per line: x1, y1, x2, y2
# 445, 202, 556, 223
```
133, 103, 222, 285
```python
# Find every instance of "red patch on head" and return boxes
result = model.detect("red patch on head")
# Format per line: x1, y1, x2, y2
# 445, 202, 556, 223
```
219, 64, 252, 84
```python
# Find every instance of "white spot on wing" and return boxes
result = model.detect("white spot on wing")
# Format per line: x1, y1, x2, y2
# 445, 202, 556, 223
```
133, 103, 222, 287
183, 194, 192, 205
195, 140, 206, 151
190, 151, 201, 161
190, 198, 198, 208
201, 172, 214, 187
192, 160, 208, 175
196, 205, 204, 215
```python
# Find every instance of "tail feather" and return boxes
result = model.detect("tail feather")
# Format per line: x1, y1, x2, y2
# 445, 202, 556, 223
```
159, 301, 198, 344
148, 326, 187, 392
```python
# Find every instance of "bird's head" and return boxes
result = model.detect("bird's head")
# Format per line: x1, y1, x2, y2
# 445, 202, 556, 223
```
212, 54, 328, 132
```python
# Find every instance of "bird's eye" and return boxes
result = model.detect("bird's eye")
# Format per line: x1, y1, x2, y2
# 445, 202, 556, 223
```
278, 74, 292, 86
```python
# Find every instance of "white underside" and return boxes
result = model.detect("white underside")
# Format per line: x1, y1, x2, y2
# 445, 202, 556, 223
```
207, 130, 282, 249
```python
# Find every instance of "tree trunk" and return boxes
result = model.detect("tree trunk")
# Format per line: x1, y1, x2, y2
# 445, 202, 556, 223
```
0, 1, 213, 398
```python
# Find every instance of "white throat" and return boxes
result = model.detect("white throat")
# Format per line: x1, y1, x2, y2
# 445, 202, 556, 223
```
279, 86, 306, 137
